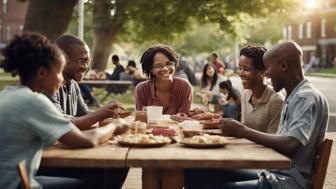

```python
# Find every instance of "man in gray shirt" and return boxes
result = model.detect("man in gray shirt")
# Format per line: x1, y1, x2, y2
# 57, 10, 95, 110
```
50, 34, 124, 130
184, 41, 329, 189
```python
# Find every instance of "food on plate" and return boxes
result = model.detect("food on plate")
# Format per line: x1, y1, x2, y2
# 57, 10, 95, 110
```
201, 119, 221, 129
189, 108, 205, 116
186, 134, 228, 144
182, 130, 202, 138
130, 121, 147, 134
190, 112, 221, 120
151, 128, 177, 137
116, 134, 171, 144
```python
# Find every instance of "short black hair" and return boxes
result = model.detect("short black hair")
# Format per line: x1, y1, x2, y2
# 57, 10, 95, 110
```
112, 55, 119, 62
127, 60, 136, 68
55, 34, 86, 58
212, 52, 219, 58
1, 32, 63, 83
240, 44, 267, 70
219, 80, 232, 91
140, 44, 179, 79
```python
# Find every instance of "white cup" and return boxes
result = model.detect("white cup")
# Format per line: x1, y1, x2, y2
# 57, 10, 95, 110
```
146, 106, 163, 123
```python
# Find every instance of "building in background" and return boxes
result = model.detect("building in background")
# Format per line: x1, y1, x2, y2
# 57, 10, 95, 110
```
283, 0, 336, 68
0, 0, 28, 48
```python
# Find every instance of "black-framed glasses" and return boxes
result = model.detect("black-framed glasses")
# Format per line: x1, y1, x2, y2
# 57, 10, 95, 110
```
152, 61, 176, 70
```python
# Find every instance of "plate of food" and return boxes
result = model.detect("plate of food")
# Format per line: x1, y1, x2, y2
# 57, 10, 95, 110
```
190, 112, 222, 121
180, 134, 229, 148
116, 134, 171, 147
201, 119, 221, 129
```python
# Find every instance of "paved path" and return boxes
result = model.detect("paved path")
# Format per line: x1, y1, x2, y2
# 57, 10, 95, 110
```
122, 132, 336, 189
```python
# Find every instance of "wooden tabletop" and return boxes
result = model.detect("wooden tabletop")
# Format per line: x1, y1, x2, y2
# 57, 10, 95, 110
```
41, 138, 291, 169
41, 143, 129, 168
126, 138, 291, 169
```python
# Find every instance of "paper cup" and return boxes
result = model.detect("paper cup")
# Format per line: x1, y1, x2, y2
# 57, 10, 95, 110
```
146, 106, 163, 123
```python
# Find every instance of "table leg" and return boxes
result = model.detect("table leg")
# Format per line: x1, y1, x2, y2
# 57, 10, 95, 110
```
162, 168, 184, 189
142, 168, 160, 189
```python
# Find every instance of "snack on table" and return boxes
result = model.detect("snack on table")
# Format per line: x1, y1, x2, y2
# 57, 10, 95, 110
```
187, 134, 228, 144
135, 111, 147, 123
116, 134, 171, 144
130, 121, 147, 134
151, 128, 177, 137
190, 112, 221, 121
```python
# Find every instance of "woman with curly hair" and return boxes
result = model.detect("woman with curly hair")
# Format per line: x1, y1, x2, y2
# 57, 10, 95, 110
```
0, 33, 128, 189
135, 44, 192, 115
239, 44, 284, 133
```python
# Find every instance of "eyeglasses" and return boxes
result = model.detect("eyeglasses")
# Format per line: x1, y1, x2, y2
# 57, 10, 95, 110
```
237, 67, 256, 73
152, 62, 176, 70
68, 57, 91, 67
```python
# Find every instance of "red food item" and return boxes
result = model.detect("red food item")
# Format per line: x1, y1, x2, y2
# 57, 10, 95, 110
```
151, 128, 177, 137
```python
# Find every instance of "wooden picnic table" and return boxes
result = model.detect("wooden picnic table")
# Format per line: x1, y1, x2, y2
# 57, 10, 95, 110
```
41, 137, 291, 188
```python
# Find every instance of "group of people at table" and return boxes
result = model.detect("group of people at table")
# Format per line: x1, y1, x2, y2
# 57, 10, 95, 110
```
0, 32, 329, 189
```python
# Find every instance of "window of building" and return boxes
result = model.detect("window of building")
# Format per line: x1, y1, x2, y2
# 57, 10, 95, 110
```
307, 21, 312, 38
3, 0, 8, 14
321, 19, 327, 37
287, 25, 292, 40
6, 25, 11, 41
299, 24, 304, 39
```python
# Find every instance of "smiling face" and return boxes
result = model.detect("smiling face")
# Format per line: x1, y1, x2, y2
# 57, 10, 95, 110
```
206, 66, 215, 77
39, 55, 65, 96
151, 53, 176, 81
62, 44, 90, 82
264, 58, 283, 92
238, 55, 264, 89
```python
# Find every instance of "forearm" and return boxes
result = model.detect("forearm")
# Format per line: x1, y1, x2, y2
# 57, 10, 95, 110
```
73, 111, 105, 130
240, 127, 301, 157
82, 124, 116, 145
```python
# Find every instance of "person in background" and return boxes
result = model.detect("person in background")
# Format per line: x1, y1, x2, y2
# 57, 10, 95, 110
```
185, 40, 329, 189
120, 60, 147, 86
135, 44, 192, 115
213, 80, 241, 120
211, 52, 225, 75
199, 63, 226, 105
108, 55, 125, 80
0, 32, 128, 189
238, 44, 284, 133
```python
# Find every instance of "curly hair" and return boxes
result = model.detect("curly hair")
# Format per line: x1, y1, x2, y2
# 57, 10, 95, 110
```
219, 80, 232, 91
240, 44, 267, 70
0, 32, 63, 83
140, 44, 179, 80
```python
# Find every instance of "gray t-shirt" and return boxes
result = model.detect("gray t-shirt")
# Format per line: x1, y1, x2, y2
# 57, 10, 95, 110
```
0, 86, 73, 189
266, 79, 329, 189
49, 79, 89, 117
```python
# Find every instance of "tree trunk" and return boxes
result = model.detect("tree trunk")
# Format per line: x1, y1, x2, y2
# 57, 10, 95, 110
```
24, 0, 78, 41
91, 28, 119, 71
91, 0, 121, 71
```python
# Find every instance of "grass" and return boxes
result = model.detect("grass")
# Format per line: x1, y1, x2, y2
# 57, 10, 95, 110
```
306, 67, 336, 78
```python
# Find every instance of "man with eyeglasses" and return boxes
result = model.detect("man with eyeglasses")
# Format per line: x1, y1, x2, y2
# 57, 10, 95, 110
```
40, 34, 129, 189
